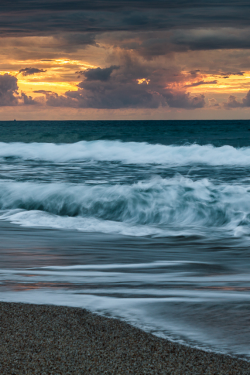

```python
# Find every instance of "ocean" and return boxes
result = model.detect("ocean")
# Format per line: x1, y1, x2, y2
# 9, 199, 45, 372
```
0, 120, 250, 359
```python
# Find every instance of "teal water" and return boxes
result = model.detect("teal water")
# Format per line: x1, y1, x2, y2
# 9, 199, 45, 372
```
1, 120, 250, 359
1, 120, 250, 145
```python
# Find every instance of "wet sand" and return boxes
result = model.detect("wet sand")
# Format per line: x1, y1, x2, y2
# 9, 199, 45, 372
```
0, 301, 249, 374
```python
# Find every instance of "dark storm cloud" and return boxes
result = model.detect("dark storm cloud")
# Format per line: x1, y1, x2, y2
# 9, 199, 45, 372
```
78, 66, 120, 81
0, 1, 250, 39
20, 92, 38, 105
1, 1, 250, 114
19, 67, 47, 76
0, 62, 206, 110
1, 0, 249, 12
164, 93, 205, 109
53, 33, 97, 52
46, 83, 163, 109
224, 91, 250, 109
0, 0, 249, 61
0, 74, 18, 106
119, 28, 250, 60
184, 80, 217, 88
0, 74, 42, 106
170, 29, 250, 51
46, 86, 205, 110
44, 64, 205, 110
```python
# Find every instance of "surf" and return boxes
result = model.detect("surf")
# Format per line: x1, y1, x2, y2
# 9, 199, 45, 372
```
0, 176, 249, 237
1, 140, 250, 165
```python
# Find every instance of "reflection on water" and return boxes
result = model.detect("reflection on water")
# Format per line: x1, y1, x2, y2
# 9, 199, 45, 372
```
1, 221, 250, 359
4, 282, 73, 292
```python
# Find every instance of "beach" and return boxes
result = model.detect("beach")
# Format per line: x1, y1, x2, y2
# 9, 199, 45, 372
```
0, 0, 250, 367
0, 301, 249, 374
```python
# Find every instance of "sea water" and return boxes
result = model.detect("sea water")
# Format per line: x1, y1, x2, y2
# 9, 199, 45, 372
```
0, 120, 250, 359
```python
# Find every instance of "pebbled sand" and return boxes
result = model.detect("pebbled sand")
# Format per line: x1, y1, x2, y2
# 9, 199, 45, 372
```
0, 301, 249, 374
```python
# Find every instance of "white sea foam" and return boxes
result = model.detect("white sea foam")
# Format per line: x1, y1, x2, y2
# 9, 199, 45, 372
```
0, 176, 249, 236
41, 261, 199, 270
1, 140, 250, 165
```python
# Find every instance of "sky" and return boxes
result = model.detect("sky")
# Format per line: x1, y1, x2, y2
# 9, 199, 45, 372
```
1, 0, 250, 120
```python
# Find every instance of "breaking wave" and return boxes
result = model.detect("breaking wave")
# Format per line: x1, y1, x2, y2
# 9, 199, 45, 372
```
0, 176, 250, 237
1, 140, 250, 165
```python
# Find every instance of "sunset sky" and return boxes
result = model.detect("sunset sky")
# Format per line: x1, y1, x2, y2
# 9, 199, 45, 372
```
1, 0, 250, 119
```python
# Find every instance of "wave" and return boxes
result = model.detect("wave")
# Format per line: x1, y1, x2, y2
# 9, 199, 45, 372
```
0, 177, 250, 237
1, 140, 250, 165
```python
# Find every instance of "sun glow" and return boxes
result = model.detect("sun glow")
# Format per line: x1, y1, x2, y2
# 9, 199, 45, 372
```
184, 72, 250, 93
137, 78, 150, 85
0, 58, 98, 97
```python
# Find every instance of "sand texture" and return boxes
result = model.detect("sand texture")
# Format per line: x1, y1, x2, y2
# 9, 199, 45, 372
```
0, 301, 249, 374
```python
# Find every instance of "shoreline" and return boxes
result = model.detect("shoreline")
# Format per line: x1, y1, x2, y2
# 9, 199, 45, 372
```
0, 302, 249, 374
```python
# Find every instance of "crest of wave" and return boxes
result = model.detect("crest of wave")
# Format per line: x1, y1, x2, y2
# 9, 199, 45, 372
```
0, 176, 249, 237
0, 141, 250, 165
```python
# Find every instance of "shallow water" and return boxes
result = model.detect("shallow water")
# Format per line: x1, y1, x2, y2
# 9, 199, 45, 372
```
1, 120, 250, 359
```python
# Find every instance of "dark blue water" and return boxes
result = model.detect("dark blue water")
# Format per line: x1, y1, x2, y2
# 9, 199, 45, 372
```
1, 120, 250, 359
0, 120, 249, 146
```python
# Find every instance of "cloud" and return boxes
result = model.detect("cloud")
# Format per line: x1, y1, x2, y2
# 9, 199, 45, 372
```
0, 0, 249, 13
170, 29, 250, 51
208, 98, 220, 108
19, 67, 47, 76
184, 80, 217, 88
44, 63, 206, 110
53, 33, 97, 52
0, 1, 246, 12
163, 92, 205, 109
46, 86, 205, 110
224, 91, 250, 109
0, 0, 249, 64
220, 71, 244, 76
98, 28, 250, 63
33, 90, 53, 94
78, 65, 120, 81
219, 71, 245, 78
120, 29, 250, 60
0, 0, 247, 116
0, 74, 40, 106
20, 92, 38, 105
46, 82, 164, 109
0, 1, 250, 40
0, 74, 18, 106
189, 70, 200, 76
